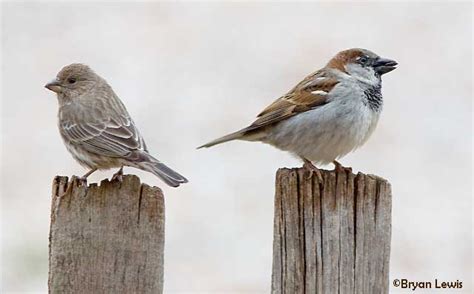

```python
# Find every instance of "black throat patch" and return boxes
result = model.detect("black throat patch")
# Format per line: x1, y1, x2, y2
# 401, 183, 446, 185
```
364, 84, 383, 111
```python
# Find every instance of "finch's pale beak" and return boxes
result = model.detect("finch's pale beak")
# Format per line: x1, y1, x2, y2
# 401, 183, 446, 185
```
374, 57, 398, 75
45, 79, 62, 93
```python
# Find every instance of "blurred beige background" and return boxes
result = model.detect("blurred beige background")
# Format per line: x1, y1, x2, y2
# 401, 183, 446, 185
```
1, 1, 472, 293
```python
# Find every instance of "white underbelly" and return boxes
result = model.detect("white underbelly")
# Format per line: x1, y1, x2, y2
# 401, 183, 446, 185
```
263, 101, 380, 164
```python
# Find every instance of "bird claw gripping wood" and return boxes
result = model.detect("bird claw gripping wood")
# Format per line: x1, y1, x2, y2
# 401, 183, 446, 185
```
77, 177, 88, 187
303, 159, 323, 182
333, 160, 352, 174
111, 166, 124, 182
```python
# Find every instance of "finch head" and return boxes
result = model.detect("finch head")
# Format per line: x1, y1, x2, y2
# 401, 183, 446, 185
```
45, 63, 101, 100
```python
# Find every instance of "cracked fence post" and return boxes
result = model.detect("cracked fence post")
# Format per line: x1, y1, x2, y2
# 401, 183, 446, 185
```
48, 175, 165, 294
271, 168, 392, 294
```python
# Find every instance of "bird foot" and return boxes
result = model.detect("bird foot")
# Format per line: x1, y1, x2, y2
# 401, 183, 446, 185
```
333, 161, 352, 173
303, 160, 323, 182
111, 167, 124, 182
76, 176, 88, 186
76, 168, 97, 186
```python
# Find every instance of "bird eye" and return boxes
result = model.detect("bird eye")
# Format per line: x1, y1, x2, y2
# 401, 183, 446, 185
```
68, 78, 76, 84
358, 56, 369, 64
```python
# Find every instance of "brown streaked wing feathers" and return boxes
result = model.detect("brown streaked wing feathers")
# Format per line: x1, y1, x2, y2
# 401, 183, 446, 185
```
61, 116, 146, 158
242, 71, 339, 133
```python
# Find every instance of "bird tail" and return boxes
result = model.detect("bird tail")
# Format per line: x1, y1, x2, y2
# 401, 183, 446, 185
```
197, 130, 246, 149
137, 154, 188, 188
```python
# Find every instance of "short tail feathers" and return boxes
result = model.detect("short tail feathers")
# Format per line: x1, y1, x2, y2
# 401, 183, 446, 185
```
197, 130, 245, 149
136, 154, 188, 188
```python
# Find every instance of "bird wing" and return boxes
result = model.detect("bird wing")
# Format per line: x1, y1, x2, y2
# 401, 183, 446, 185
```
60, 114, 147, 158
197, 69, 341, 149
243, 70, 339, 133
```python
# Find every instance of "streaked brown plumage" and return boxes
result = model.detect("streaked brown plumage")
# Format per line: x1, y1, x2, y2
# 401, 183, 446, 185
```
45, 63, 188, 187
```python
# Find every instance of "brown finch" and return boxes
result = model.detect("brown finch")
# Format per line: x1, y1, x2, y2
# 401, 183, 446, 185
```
199, 48, 397, 180
45, 63, 188, 187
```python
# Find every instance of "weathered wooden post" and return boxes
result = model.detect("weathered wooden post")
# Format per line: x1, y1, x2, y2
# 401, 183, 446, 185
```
271, 168, 392, 294
48, 175, 165, 294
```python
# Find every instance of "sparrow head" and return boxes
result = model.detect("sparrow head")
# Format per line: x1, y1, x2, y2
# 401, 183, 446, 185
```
45, 63, 100, 98
326, 48, 397, 84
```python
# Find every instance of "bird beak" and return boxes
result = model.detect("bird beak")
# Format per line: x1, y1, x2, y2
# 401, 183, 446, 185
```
373, 57, 398, 75
45, 79, 62, 93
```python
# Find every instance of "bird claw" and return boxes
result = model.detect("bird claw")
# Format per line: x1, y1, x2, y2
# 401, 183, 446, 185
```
111, 167, 124, 182
77, 177, 88, 186
303, 160, 323, 182
76, 168, 97, 186
111, 173, 123, 182
333, 161, 352, 173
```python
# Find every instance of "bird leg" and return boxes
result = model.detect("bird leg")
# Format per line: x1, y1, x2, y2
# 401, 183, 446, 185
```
302, 158, 323, 182
78, 168, 97, 185
333, 160, 352, 173
111, 166, 124, 182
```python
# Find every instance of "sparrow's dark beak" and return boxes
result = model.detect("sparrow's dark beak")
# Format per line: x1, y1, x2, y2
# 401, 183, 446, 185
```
373, 57, 397, 75
45, 79, 62, 93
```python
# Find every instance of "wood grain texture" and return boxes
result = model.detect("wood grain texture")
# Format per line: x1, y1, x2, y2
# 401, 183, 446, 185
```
49, 175, 165, 294
272, 168, 391, 294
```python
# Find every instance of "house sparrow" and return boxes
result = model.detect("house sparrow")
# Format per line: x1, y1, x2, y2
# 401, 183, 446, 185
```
198, 48, 397, 180
45, 64, 188, 187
